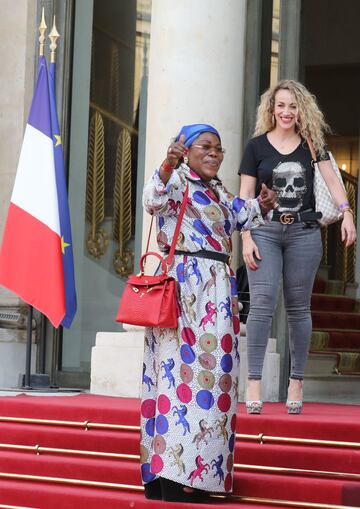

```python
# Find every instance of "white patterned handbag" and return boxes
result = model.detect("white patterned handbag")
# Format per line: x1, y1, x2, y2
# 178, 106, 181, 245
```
307, 139, 345, 226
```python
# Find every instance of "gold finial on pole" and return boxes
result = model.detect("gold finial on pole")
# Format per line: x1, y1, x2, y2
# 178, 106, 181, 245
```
49, 16, 60, 63
38, 7, 47, 56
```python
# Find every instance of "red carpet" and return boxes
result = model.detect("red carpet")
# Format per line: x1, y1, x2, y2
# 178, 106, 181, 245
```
311, 329, 360, 350
0, 394, 359, 508
312, 310, 360, 330
312, 293, 356, 313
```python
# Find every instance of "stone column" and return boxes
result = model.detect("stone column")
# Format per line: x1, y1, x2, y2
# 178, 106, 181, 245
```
0, 0, 37, 250
143, 0, 247, 257
278, 0, 301, 81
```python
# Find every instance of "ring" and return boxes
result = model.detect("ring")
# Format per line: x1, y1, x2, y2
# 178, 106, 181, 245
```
274, 202, 280, 209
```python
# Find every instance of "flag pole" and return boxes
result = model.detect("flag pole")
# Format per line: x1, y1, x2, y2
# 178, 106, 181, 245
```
39, 6, 47, 56
23, 306, 33, 389
23, 8, 47, 390
49, 15, 60, 63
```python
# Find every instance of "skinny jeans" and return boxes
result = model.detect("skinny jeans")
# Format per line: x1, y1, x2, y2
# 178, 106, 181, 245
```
246, 222, 323, 380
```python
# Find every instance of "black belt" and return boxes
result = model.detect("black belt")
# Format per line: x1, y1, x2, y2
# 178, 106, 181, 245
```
272, 211, 322, 225
174, 249, 230, 264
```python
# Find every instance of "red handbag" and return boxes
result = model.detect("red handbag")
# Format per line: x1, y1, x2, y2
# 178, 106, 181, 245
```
115, 184, 189, 328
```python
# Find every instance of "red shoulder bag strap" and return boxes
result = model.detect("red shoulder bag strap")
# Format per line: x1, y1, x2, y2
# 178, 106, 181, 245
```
166, 183, 189, 266
144, 182, 189, 266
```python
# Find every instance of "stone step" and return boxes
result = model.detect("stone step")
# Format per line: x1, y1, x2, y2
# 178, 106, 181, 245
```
324, 279, 345, 295
305, 352, 338, 376
303, 373, 360, 404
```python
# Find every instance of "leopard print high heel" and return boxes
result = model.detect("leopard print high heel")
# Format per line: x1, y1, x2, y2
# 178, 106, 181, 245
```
286, 379, 303, 414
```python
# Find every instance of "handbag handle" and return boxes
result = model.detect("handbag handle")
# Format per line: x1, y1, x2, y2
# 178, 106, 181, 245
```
306, 137, 317, 164
140, 251, 168, 275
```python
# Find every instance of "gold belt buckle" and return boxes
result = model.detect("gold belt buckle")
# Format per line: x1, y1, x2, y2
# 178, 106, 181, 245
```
280, 213, 295, 225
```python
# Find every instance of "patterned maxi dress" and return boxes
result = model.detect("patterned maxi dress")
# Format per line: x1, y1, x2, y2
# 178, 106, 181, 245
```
140, 164, 263, 493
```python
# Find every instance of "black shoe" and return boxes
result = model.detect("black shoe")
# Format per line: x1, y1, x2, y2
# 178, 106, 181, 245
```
144, 478, 162, 500
160, 477, 209, 503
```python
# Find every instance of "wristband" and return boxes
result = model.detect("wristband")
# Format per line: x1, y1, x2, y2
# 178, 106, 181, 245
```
341, 207, 354, 216
339, 202, 350, 210
161, 160, 175, 173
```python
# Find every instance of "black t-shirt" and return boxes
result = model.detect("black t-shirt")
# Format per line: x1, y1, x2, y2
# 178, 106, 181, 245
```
239, 133, 319, 213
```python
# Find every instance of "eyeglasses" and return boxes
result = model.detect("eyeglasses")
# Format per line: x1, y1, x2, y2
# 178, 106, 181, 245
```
191, 144, 226, 155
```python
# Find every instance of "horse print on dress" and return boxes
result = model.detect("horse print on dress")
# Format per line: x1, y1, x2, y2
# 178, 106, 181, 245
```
145, 330, 157, 353
234, 336, 240, 363
168, 443, 186, 475
168, 198, 182, 213
142, 363, 154, 391
186, 257, 202, 285
215, 414, 228, 445
161, 358, 175, 389
176, 231, 186, 250
215, 261, 230, 282
181, 293, 197, 323
188, 455, 210, 485
203, 265, 217, 295
190, 232, 205, 249
233, 377, 239, 399
211, 454, 225, 485
219, 297, 232, 319
199, 301, 217, 330
172, 404, 191, 435
159, 328, 179, 348
192, 419, 214, 449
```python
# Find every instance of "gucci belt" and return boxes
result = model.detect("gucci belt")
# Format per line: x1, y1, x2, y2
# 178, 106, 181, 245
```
280, 213, 294, 224
272, 211, 322, 224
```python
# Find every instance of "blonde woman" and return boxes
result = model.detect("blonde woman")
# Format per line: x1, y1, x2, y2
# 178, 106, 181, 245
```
239, 80, 356, 414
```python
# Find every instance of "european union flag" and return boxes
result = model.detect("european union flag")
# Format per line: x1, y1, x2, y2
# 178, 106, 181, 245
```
48, 61, 77, 327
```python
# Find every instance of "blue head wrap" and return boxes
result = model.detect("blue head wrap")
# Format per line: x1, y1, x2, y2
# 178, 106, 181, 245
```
175, 124, 221, 148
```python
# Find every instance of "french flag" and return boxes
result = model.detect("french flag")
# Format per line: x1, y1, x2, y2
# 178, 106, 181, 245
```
0, 56, 76, 328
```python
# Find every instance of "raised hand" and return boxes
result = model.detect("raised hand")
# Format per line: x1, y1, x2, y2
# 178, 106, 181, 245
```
166, 134, 188, 168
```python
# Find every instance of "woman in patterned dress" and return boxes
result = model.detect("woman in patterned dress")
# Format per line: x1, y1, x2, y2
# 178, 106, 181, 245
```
140, 124, 275, 502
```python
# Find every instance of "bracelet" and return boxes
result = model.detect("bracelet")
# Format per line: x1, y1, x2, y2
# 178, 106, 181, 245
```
341, 207, 354, 216
161, 160, 175, 173
339, 202, 350, 210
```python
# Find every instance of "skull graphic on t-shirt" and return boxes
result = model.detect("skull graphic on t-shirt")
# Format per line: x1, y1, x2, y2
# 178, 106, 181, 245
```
272, 161, 307, 212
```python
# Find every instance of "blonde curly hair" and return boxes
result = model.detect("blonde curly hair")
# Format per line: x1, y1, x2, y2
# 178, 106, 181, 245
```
253, 80, 331, 158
